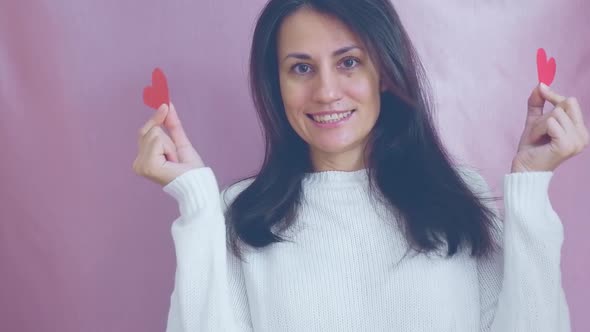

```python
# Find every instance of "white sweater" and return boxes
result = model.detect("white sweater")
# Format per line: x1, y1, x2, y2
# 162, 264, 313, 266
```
162, 166, 570, 332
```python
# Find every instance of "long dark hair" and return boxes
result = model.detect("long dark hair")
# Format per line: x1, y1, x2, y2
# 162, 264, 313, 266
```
225, 0, 501, 260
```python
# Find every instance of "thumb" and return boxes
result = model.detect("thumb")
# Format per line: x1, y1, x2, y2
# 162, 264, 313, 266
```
164, 102, 193, 148
139, 103, 169, 137
526, 84, 546, 118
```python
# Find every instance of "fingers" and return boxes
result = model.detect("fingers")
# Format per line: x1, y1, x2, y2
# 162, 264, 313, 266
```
552, 107, 577, 142
529, 109, 568, 151
528, 82, 587, 130
147, 129, 179, 163
164, 102, 193, 149
539, 83, 566, 107
530, 106, 585, 154
545, 117, 566, 145
529, 107, 559, 142
562, 97, 584, 127
139, 125, 178, 163
527, 83, 568, 118
139, 104, 169, 139
545, 115, 585, 157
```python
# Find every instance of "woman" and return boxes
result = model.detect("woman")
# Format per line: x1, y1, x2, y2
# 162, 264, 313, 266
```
133, 0, 588, 331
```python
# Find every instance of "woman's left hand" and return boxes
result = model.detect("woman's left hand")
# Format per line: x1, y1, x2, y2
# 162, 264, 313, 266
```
511, 83, 589, 173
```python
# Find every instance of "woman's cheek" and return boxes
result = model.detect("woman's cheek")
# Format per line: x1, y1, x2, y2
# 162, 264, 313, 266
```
348, 74, 376, 100
288, 84, 312, 111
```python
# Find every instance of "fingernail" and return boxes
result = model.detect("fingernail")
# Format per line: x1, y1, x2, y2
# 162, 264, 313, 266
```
540, 82, 548, 90
158, 104, 168, 112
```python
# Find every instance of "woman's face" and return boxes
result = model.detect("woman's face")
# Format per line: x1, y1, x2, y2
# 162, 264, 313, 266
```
277, 7, 382, 171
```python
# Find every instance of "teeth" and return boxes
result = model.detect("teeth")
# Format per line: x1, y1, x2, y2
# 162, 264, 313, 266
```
311, 111, 353, 123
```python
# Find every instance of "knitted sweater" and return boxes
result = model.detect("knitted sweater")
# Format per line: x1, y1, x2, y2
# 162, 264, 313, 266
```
162, 166, 570, 331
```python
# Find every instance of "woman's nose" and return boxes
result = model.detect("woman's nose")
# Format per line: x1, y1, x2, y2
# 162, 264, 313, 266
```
312, 68, 343, 104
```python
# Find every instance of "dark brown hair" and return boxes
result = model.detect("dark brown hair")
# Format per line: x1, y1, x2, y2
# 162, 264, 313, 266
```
225, 0, 501, 259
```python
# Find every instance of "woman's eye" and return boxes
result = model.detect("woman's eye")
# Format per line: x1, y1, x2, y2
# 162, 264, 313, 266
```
341, 58, 359, 69
293, 64, 311, 74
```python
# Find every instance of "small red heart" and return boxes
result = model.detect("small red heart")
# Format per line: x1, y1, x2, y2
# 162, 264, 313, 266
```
143, 68, 170, 109
536, 48, 556, 86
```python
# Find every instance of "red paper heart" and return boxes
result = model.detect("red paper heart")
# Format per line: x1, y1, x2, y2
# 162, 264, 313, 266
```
536, 48, 556, 86
143, 68, 170, 109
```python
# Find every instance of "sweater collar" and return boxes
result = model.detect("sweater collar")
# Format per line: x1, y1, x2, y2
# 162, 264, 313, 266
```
302, 168, 370, 189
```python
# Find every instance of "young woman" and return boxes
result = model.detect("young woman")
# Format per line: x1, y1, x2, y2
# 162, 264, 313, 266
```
133, 0, 588, 330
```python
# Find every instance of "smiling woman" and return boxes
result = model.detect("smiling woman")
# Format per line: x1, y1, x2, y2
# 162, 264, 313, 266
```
277, 7, 382, 171
132, 0, 581, 331
232, 0, 498, 263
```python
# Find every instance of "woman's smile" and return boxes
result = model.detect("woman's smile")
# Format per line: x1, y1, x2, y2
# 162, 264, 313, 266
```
306, 109, 356, 128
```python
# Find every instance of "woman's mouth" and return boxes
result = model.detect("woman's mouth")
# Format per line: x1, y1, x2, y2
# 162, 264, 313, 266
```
306, 110, 356, 128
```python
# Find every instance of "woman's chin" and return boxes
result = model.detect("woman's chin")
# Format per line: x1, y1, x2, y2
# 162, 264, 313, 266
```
309, 140, 360, 155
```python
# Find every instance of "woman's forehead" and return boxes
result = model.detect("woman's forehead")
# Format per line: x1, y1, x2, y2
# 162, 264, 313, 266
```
277, 7, 364, 56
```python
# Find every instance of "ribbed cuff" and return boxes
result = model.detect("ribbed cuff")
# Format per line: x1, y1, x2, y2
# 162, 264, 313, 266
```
163, 167, 221, 217
504, 171, 562, 234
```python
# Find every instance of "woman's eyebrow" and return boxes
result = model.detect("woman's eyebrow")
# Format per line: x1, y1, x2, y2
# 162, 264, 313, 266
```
282, 45, 362, 62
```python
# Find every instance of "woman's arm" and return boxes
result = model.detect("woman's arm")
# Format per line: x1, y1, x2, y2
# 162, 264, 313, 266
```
467, 169, 571, 332
163, 167, 253, 332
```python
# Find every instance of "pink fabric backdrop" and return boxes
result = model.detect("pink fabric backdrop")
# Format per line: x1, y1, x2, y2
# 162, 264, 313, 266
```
1, 0, 588, 331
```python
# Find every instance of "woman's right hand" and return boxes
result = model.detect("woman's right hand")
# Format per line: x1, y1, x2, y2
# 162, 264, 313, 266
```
133, 102, 205, 186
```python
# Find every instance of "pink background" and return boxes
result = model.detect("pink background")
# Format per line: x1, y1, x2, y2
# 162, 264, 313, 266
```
1, 0, 588, 331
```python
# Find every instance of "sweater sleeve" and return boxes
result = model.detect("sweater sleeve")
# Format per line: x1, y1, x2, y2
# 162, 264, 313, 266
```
464, 169, 571, 332
162, 167, 253, 332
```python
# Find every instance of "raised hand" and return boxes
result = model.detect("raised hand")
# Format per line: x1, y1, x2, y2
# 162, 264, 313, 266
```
133, 102, 205, 186
511, 83, 589, 173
